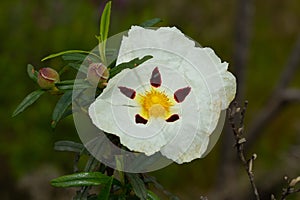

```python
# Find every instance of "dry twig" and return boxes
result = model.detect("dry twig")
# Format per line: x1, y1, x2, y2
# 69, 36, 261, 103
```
279, 176, 300, 200
228, 101, 260, 200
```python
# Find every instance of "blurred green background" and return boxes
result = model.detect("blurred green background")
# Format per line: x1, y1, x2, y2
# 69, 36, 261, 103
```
1, 0, 300, 199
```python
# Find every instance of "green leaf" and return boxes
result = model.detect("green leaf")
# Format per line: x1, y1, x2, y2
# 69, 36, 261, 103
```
60, 107, 73, 120
100, 1, 111, 44
126, 173, 147, 200
56, 80, 75, 85
56, 79, 88, 86
51, 172, 111, 188
51, 90, 72, 128
56, 80, 91, 91
147, 190, 160, 200
97, 176, 113, 200
56, 85, 75, 91
27, 64, 38, 82
140, 18, 162, 27
109, 55, 153, 78
98, 1, 112, 64
12, 89, 45, 117
41, 50, 100, 62
54, 140, 87, 154
62, 53, 87, 62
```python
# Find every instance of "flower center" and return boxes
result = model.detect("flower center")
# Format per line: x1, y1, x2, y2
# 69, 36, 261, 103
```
118, 67, 191, 124
149, 104, 166, 118
137, 87, 174, 120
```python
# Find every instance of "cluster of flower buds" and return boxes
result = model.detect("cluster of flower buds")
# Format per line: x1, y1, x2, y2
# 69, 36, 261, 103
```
37, 61, 109, 92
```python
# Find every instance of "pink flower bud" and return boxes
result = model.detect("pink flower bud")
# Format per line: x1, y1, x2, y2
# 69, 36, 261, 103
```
87, 63, 109, 87
37, 67, 60, 89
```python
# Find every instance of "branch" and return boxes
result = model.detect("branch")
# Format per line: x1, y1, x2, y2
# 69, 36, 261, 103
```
228, 101, 261, 200
241, 137, 300, 199
210, 143, 300, 199
281, 89, 300, 102
279, 176, 300, 200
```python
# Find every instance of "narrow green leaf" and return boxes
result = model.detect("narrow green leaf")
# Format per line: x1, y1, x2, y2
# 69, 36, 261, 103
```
56, 79, 87, 86
147, 190, 160, 200
41, 50, 100, 62
97, 176, 113, 200
56, 80, 91, 91
51, 172, 111, 188
27, 64, 38, 82
126, 173, 147, 200
100, 1, 111, 43
84, 156, 98, 172
51, 90, 72, 128
56, 80, 75, 85
56, 85, 74, 91
60, 107, 73, 120
109, 55, 153, 78
98, 1, 112, 64
55, 79, 89, 91
140, 18, 162, 27
62, 53, 87, 62
12, 90, 45, 117
54, 140, 86, 154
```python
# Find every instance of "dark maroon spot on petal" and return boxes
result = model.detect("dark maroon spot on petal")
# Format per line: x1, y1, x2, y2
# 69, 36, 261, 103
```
166, 114, 180, 122
135, 114, 148, 124
118, 86, 136, 99
174, 87, 191, 103
150, 67, 162, 88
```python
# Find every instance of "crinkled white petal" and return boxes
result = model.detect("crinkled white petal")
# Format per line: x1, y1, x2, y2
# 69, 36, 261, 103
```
89, 26, 236, 163
117, 26, 195, 66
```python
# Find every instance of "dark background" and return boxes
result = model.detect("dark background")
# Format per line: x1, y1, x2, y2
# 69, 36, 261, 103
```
1, 0, 300, 199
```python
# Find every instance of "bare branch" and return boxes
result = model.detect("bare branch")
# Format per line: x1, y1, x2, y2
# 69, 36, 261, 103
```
247, 142, 300, 200
228, 101, 261, 200
281, 89, 300, 102
279, 176, 300, 200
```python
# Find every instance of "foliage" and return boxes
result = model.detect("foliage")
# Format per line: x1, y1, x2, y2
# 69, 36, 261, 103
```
12, 2, 172, 199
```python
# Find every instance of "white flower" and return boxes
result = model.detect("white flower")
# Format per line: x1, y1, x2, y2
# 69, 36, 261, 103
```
88, 26, 236, 164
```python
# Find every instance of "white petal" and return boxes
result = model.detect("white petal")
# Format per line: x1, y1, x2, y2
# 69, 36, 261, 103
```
117, 26, 195, 66
91, 26, 237, 163
160, 90, 222, 163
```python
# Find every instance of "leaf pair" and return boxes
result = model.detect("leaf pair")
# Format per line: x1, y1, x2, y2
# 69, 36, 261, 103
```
51, 172, 113, 200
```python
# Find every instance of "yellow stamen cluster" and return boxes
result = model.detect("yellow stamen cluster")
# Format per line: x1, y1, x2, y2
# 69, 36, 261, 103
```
137, 87, 174, 120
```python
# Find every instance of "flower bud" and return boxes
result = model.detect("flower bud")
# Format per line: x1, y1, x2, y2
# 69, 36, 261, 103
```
37, 67, 60, 89
87, 63, 109, 87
